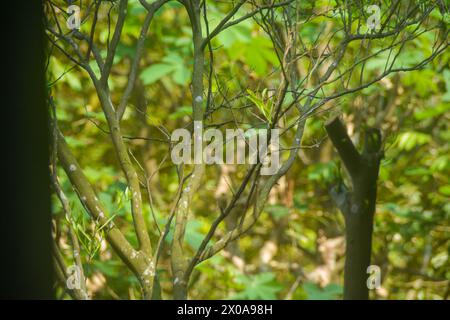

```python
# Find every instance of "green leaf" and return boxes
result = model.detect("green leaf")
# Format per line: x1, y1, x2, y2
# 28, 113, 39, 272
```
266, 204, 290, 219
229, 272, 283, 300
92, 260, 120, 277
431, 251, 448, 268
414, 103, 450, 120
217, 21, 252, 48
303, 282, 343, 300
246, 89, 273, 123
169, 106, 192, 120
246, 45, 268, 75
140, 63, 176, 85
438, 185, 450, 196
404, 166, 430, 177
172, 66, 191, 85
402, 70, 437, 97
396, 132, 431, 151
442, 69, 450, 102
184, 220, 206, 250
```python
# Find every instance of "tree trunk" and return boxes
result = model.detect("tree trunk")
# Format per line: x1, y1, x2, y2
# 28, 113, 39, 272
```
325, 116, 382, 300
1, 1, 53, 299
173, 281, 188, 300
343, 206, 374, 299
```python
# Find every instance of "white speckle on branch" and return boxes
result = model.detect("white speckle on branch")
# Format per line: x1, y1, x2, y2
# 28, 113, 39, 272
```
143, 261, 155, 277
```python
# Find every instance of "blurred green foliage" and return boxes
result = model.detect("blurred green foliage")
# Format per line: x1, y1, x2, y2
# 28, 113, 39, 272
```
48, 0, 449, 300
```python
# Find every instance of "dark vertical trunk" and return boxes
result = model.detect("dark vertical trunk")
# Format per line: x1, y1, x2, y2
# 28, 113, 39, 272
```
343, 206, 374, 299
1, 1, 53, 299
325, 116, 382, 300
